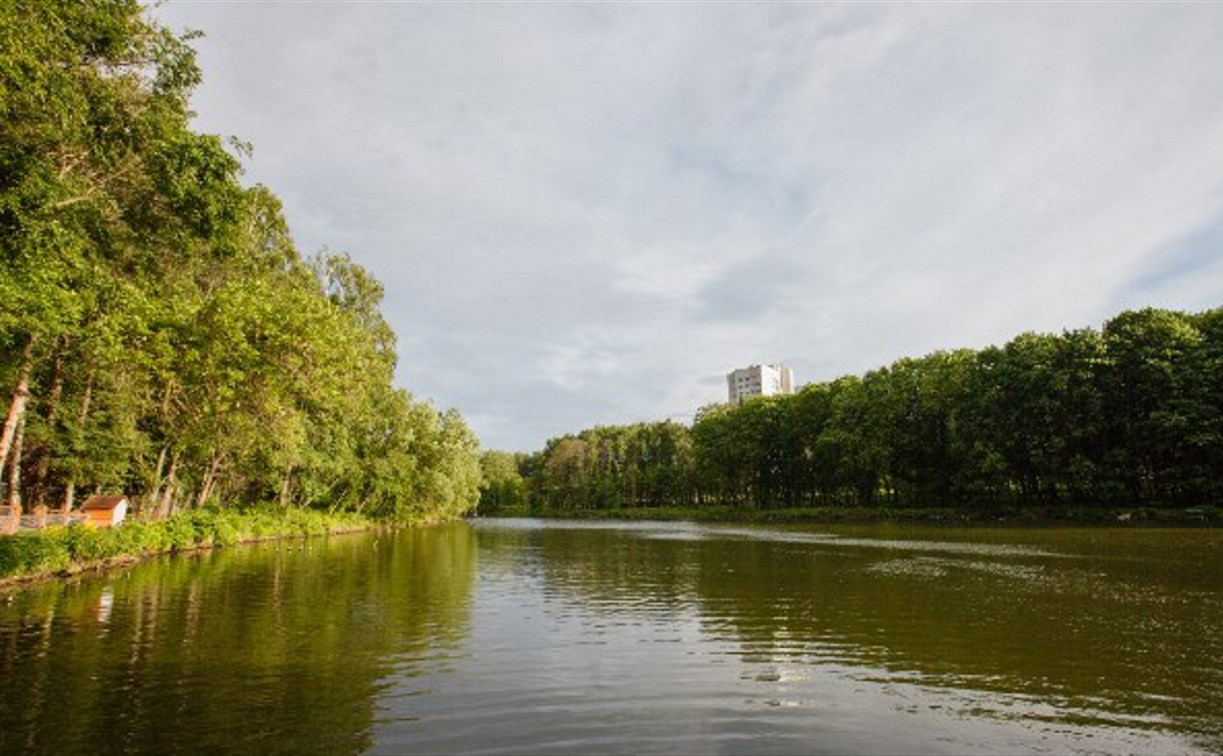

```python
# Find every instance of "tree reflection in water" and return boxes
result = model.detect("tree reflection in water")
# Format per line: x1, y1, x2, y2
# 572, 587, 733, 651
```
0, 525, 475, 755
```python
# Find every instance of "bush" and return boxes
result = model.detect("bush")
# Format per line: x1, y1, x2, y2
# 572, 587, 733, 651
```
163, 516, 200, 551
1, 506, 378, 582
0, 532, 71, 578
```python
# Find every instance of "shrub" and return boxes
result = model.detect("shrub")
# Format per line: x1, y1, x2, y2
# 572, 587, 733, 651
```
163, 516, 200, 551
2, 506, 378, 582
0, 532, 71, 578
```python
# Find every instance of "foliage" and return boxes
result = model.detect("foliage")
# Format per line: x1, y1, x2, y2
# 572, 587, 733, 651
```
0, 507, 372, 581
522, 307, 1223, 515
526, 421, 693, 514
0, 2, 481, 521
477, 450, 527, 515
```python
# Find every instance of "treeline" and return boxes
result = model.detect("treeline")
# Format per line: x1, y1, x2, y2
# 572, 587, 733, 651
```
484, 306, 1223, 515
0, 2, 480, 522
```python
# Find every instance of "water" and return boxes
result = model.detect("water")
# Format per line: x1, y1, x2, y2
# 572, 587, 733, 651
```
2, 519, 1221, 754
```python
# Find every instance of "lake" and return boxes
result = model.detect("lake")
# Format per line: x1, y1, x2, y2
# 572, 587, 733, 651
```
2, 518, 1221, 753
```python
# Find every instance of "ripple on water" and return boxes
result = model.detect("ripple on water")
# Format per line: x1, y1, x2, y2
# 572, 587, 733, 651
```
4, 521, 1222, 754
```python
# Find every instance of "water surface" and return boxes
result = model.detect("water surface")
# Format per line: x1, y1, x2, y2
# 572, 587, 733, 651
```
2, 519, 1220, 753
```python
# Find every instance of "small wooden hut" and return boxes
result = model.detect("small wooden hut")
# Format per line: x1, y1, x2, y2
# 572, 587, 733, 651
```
82, 495, 129, 528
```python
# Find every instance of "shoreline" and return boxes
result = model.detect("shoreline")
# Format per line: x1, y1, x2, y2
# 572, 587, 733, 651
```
0, 508, 431, 594
0, 526, 375, 595
484, 504, 1221, 527
8, 503, 1214, 594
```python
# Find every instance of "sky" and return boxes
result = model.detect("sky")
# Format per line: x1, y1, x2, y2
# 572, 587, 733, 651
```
154, 2, 1223, 452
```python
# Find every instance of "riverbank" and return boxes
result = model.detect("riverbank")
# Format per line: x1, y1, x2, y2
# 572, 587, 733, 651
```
0, 508, 394, 590
490, 504, 1222, 526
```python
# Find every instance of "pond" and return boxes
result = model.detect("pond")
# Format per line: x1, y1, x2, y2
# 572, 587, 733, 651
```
2, 519, 1221, 753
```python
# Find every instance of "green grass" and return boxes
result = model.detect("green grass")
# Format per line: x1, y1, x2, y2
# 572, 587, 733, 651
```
0, 507, 375, 583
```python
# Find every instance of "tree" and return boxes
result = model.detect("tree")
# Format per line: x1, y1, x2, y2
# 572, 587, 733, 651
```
0, 2, 483, 522
477, 451, 526, 515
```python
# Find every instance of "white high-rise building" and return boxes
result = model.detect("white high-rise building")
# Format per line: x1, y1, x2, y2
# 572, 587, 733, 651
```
726, 364, 795, 405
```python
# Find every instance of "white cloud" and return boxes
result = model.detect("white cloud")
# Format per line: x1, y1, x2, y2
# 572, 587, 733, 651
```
157, 1, 1223, 450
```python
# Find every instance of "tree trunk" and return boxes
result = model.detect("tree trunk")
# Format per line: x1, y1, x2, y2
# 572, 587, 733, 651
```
196, 452, 222, 508
6, 414, 25, 511
0, 336, 35, 486
60, 366, 95, 513
278, 463, 294, 509
149, 444, 168, 513
61, 479, 76, 515
30, 339, 66, 506
159, 453, 179, 518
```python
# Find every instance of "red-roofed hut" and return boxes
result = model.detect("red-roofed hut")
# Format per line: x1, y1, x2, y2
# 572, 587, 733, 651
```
82, 495, 129, 527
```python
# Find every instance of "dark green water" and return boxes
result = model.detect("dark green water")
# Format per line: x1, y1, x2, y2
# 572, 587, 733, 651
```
2, 519, 1221, 754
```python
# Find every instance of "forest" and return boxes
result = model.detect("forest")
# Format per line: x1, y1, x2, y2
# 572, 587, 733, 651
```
0, 2, 481, 523
484, 306, 1223, 517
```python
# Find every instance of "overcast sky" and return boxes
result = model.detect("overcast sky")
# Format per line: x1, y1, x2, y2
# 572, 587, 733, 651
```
155, 2, 1223, 452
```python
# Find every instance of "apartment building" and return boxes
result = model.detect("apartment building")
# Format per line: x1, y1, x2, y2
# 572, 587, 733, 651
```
726, 364, 795, 404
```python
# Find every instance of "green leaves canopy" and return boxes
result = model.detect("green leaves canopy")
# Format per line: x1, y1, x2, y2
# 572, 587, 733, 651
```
524, 306, 1223, 514
0, 1, 480, 520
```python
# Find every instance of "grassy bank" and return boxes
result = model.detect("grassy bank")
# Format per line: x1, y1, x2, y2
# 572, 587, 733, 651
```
0, 508, 380, 587
490, 504, 1223, 526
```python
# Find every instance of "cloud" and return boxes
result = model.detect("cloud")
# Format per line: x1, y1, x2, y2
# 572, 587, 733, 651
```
695, 252, 811, 322
156, 2, 1223, 450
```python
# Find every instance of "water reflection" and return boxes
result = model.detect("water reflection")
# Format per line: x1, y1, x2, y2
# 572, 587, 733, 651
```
2, 519, 1221, 753
0, 525, 475, 755
473, 519, 1223, 753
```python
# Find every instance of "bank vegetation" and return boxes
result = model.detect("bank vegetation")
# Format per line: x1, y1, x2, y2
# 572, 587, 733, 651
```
0, 2, 481, 533
483, 306, 1223, 521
